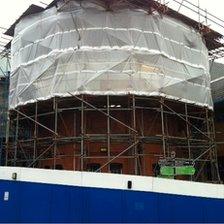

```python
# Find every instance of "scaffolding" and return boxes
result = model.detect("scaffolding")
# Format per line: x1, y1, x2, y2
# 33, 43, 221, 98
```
2, 0, 224, 184
5, 95, 220, 182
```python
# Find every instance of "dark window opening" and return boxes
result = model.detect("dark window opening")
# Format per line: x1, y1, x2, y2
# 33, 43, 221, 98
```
44, 165, 50, 169
110, 163, 123, 174
55, 164, 63, 170
86, 163, 100, 172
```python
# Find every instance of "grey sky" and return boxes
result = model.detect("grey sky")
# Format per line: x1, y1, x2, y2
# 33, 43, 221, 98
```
0, 0, 223, 62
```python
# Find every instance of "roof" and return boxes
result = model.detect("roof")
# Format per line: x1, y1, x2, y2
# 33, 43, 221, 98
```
2, 0, 224, 52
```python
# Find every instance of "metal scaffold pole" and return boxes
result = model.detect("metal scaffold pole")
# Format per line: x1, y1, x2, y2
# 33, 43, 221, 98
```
160, 98, 166, 158
14, 111, 19, 166
53, 97, 58, 169
132, 95, 138, 175
185, 103, 191, 160
5, 113, 10, 166
107, 95, 111, 172
33, 101, 38, 167
80, 95, 84, 171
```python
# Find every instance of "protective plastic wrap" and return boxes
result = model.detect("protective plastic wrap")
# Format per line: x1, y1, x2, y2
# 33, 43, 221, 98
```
10, 1, 212, 109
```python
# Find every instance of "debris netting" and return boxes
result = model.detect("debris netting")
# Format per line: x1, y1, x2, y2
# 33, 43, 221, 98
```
10, 1, 212, 109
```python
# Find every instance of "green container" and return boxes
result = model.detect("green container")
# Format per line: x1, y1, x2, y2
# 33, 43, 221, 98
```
175, 166, 195, 176
160, 166, 195, 176
160, 166, 175, 176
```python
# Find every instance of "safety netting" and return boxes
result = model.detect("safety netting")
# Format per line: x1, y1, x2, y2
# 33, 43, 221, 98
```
9, 0, 212, 109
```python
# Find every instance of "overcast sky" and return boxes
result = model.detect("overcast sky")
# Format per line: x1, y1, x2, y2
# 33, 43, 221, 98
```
0, 0, 223, 62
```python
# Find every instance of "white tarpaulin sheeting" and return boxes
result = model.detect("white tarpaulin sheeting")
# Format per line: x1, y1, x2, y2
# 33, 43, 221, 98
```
9, 0, 212, 109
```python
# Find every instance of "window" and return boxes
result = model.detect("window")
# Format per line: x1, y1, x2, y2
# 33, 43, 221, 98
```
44, 165, 50, 169
55, 164, 63, 170
86, 163, 100, 172
110, 163, 123, 174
